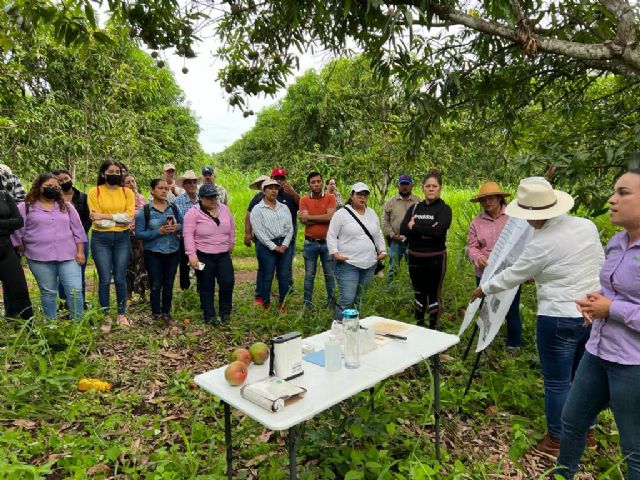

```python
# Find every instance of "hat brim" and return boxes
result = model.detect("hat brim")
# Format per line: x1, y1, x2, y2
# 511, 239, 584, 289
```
504, 190, 574, 220
176, 177, 198, 188
470, 191, 511, 202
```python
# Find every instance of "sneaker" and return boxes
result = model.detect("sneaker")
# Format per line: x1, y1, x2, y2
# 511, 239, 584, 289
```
534, 433, 560, 457
253, 298, 263, 306
117, 315, 131, 327
220, 314, 231, 325
100, 317, 113, 333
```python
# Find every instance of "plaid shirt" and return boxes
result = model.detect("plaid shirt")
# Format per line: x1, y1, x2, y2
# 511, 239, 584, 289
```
174, 192, 199, 217
0, 170, 26, 202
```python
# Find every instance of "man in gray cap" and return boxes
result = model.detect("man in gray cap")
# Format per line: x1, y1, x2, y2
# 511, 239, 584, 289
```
201, 166, 228, 205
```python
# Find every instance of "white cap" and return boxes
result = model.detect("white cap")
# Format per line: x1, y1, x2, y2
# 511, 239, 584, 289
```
350, 182, 370, 193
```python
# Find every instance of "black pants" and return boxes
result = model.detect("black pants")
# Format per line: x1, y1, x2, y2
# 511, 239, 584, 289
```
408, 251, 446, 329
178, 237, 191, 290
0, 239, 33, 319
195, 251, 234, 321
144, 250, 179, 315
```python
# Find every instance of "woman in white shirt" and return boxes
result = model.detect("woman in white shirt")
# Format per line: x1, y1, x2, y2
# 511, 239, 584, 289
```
471, 177, 604, 457
327, 182, 386, 320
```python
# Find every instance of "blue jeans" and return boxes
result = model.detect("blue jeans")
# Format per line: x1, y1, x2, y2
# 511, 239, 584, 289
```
302, 239, 335, 308
27, 258, 83, 320
91, 230, 131, 315
386, 239, 408, 284
196, 250, 234, 321
59, 241, 89, 305
557, 352, 640, 479
536, 315, 591, 437
144, 250, 179, 315
476, 277, 522, 348
334, 261, 375, 320
256, 240, 291, 306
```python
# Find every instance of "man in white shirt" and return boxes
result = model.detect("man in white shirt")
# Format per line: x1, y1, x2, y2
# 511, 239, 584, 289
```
471, 177, 604, 457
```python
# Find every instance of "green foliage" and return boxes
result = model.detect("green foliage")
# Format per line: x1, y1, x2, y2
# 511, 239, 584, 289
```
0, 22, 206, 188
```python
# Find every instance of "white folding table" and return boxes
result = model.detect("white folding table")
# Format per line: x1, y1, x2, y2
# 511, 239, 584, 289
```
195, 316, 459, 479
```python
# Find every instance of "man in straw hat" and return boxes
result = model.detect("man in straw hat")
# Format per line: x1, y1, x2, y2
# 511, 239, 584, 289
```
174, 170, 200, 290
467, 181, 522, 350
471, 177, 604, 456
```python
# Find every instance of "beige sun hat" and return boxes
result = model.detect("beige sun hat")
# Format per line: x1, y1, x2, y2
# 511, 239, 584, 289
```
176, 170, 198, 188
261, 178, 280, 190
470, 182, 511, 202
250, 174, 271, 190
505, 177, 574, 220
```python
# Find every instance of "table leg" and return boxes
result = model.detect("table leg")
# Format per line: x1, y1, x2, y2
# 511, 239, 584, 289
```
432, 355, 441, 462
369, 386, 375, 413
223, 401, 233, 480
287, 422, 304, 480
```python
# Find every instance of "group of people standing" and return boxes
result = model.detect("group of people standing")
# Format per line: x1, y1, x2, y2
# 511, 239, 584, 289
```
0, 159, 637, 478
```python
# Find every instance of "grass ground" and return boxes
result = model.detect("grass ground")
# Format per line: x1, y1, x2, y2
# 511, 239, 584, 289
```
0, 171, 627, 479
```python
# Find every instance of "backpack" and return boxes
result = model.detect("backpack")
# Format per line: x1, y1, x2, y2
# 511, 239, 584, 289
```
143, 203, 179, 228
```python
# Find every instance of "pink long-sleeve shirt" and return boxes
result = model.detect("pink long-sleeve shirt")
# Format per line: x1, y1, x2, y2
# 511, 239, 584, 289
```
466, 205, 509, 277
183, 203, 235, 256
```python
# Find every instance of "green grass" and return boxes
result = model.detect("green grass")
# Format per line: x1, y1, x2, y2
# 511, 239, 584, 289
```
0, 169, 627, 479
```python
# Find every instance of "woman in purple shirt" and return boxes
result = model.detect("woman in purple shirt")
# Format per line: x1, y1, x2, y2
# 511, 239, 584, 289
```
12, 173, 87, 320
557, 169, 640, 479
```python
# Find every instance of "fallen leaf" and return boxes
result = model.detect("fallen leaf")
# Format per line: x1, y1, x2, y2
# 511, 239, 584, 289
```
160, 352, 183, 360
13, 419, 37, 429
87, 464, 111, 475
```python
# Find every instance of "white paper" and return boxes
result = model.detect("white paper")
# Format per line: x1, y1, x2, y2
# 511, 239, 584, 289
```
459, 218, 533, 352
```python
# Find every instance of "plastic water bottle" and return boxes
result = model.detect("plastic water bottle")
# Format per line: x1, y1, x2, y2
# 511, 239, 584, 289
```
330, 319, 345, 350
343, 309, 360, 369
324, 334, 342, 372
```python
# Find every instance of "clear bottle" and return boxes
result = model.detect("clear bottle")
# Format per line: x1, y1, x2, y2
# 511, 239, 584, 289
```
330, 319, 345, 350
343, 309, 360, 369
324, 333, 342, 372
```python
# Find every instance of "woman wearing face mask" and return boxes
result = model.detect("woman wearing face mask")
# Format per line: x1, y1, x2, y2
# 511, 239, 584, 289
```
400, 169, 452, 329
53, 169, 91, 310
124, 173, 148, 302
88, 159, 135, 332
11, 173, 87, 320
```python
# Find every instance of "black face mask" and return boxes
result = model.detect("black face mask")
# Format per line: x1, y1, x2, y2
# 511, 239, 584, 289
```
42, 186, 60, 199
105, 174, 121, 186
60, 180, 73, 192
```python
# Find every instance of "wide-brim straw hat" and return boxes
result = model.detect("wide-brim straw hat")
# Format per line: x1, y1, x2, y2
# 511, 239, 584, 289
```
505, 177, 574, 220
470, 182, 510, 202
176, 170, 199, 188
250, 174, 271, 190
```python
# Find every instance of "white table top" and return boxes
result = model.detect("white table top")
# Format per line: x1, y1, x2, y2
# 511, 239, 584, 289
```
194, 316, 460, 431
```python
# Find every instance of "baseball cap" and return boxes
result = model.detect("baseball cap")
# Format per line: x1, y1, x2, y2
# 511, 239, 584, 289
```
351, 182, 370, 193
163, 163, 176, 172
261, 179, 280, 190
201, 166, 215, 175
398, 174, 413, 185
198, 183, 220, 197
271, 167, 286, 178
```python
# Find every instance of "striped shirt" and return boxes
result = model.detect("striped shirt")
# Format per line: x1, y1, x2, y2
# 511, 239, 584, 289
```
249, 199, 293, 250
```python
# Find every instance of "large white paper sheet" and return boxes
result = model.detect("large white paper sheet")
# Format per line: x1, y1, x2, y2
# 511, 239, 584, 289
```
459, 218, 532, 352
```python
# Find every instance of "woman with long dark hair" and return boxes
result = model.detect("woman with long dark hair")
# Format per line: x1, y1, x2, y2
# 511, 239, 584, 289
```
12, 173, 87, 320
134, 179, 182, 326
0, 186, 32, 319
400, 169, 452, 329
88, 159, 135, 332
557, 169, 640, 479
